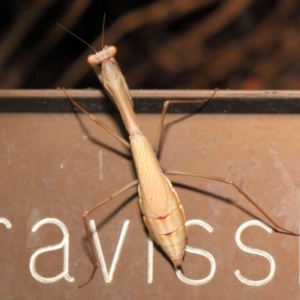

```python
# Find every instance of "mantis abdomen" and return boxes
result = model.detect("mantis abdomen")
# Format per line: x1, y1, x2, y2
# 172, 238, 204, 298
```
130, 132, 187, 267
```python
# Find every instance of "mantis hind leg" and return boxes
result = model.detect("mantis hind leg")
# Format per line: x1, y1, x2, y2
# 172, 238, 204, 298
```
63, 89, 139, 286
79, 180, 138, 288
163, 169, 299, 236
153, 90, 298, 236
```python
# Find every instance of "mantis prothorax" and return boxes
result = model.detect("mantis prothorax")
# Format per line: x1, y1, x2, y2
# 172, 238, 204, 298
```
61, 29, 299, 288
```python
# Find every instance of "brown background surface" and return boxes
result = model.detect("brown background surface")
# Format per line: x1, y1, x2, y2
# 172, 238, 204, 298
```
1, 91, 300, 299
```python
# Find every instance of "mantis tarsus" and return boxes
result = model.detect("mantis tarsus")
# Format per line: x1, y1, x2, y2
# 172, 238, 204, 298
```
62, 34, 299, 288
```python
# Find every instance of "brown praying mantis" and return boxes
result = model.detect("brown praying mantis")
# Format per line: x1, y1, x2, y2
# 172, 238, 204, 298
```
62, 29, 299, 288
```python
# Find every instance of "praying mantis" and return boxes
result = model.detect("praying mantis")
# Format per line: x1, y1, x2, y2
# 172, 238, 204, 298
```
62, 30, 299, 288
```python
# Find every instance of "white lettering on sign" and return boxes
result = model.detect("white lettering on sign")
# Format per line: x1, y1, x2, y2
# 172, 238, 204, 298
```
299, 222, 300, 285
148, 234, 153, 284
90, 219, 129, 283
0, 218, 12, 229
235, 220, 275, 286
0, 215, 294, 286
176, 220, 216, 285
29, 218, 74, 283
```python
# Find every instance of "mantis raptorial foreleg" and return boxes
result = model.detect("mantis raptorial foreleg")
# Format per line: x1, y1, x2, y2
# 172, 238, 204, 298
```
65, 89, 130, 149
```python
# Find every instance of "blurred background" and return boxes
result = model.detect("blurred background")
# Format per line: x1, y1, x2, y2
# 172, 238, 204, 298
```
0, 0, 300, 90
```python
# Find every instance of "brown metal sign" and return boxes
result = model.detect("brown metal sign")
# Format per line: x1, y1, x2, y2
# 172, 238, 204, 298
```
1, 91, 300, 299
